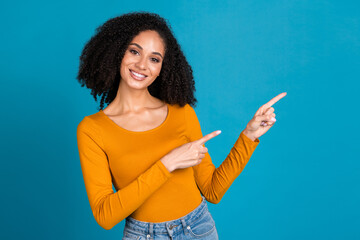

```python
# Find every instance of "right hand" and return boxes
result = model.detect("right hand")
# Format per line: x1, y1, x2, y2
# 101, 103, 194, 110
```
160, 130, 222, 173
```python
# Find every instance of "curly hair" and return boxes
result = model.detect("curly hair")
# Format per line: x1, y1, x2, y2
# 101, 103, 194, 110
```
76, 11, 197, 111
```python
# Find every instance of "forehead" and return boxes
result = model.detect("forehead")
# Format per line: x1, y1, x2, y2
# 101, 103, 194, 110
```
130, 30, 165, 53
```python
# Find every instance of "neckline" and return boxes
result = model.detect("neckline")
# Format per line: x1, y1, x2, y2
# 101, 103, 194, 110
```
99, 103, 171, 134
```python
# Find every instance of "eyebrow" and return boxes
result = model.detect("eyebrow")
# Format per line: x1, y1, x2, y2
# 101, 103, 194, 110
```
129, 43, 163, 59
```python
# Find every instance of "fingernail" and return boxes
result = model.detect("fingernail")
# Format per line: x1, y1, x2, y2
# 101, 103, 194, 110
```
216, 130, 221, 134
271, 117, 276, 122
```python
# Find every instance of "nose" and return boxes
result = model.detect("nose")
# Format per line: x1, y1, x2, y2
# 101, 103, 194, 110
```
135, 55, 147, 70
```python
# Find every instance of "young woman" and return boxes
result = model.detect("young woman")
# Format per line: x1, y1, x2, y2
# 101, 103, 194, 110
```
76, 11, 286, 240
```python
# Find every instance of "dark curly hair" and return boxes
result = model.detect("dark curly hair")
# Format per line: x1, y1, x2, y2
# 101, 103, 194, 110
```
76, 11, 197, 111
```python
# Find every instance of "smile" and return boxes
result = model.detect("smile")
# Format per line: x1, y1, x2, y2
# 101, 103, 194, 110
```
129, 69, 147, 80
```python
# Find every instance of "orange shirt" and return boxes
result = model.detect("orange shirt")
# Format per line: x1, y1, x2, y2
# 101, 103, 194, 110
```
76, 103, 260, 230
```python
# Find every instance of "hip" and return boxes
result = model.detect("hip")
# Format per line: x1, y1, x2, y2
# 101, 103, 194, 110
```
123, 195, 218, 240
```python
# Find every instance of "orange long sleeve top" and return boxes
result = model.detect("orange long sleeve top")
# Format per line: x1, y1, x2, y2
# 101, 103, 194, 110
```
76, 103, 260, 230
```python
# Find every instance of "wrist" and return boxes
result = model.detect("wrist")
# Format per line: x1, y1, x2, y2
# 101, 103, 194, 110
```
160, 156, 174, 173
242, 129, 257, 142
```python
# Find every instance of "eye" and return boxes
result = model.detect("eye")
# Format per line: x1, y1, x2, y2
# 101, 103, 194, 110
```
151, 58, 160, 63
129, 49, 139, 55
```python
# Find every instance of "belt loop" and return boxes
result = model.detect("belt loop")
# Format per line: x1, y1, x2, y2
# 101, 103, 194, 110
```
181, 217, 190, 234
147, 223, 153, 239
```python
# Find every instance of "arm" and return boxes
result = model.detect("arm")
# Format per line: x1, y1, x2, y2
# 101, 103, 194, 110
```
185, 104, 260, 204
76, 117, 172, 230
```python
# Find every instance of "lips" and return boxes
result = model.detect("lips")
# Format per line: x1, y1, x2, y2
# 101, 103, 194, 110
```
129, 69, 147, 80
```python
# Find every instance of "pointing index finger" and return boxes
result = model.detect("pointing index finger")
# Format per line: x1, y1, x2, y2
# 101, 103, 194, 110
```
196, 130, 221, 146
263, 92, 287, 108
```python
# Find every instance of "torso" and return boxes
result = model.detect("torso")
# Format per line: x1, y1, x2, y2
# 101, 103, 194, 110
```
102, 100, 168, 132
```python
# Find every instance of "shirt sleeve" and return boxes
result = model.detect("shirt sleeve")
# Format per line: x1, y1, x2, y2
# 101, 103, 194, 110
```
184, 104, 260, 204
76, 117, 172, 230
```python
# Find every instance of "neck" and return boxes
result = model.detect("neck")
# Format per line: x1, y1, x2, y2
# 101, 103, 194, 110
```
108, 81, 162, 113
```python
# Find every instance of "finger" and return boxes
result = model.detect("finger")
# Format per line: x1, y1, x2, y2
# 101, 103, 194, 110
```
255, 92, 286, 116
262, 109, 275, 123
261, 122, 274, 127
264, 107, 275, 115
255, 115, 276, 124
260, 114, 277, 126
193, 149, 203, 159
264, 121, 275, 127
193, 159, 202, 167
196, 130, 221, 146
263, 92, 287, 108
261, 118, 276, 126
200, 146, 208, 154
265, 112, 276, 122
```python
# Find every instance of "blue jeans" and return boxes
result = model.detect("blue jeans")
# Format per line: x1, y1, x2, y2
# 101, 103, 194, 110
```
122, 196, 219, 240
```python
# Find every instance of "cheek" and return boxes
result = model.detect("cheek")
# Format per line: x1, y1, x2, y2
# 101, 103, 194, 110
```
120, 56, 129, 67
119, 64, 126, 76
119, 61, 129, 79
119, 56, 131, 72
120, 52, 133, 65
151, 64, 163, 76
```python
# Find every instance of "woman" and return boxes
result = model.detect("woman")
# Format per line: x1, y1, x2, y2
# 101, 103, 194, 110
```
76, 11, 286, 240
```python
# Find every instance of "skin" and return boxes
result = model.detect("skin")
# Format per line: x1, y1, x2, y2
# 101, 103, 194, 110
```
102, 30, 287, 173
243, 92, 287, 140
161, 92, 287, 173
103, 30, 168, 132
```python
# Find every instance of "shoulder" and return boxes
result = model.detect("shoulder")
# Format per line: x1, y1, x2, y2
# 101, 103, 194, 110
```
167, 103, 197, 119
172, 103, 199, 128
77, 111, 104, 134
169, 103, 195, 112
183, 103, 196, 113
76, 112, 105, 148
182, 103, 197, 117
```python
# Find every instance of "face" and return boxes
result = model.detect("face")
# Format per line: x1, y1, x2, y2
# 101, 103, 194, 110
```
119, 30, 165, 90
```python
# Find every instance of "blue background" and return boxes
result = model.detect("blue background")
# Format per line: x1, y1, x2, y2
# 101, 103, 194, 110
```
1, 0, 359, 239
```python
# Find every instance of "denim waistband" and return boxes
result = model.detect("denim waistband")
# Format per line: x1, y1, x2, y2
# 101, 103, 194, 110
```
124, 196, 208, 236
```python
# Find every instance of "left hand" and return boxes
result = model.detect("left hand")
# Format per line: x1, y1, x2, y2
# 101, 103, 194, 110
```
243, 92, 287, 140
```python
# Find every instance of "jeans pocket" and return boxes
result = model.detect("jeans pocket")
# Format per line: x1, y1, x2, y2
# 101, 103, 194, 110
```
188, 210, 216, 238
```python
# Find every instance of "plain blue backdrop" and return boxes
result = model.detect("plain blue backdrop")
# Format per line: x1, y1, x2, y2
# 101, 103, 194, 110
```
1, 0, 359, 239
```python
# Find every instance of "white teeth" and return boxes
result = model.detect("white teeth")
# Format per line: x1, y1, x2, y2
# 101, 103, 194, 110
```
131, 70, 146, 78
